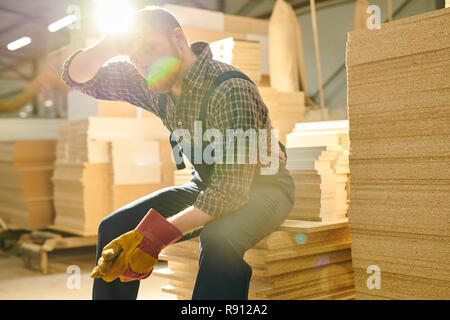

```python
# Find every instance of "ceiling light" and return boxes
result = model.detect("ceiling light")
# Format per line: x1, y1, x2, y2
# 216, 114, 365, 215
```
7, 36, 31, 51
48, 14, 77, 32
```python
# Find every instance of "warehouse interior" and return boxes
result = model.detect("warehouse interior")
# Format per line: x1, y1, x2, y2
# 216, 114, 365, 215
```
0, 0, 448, 300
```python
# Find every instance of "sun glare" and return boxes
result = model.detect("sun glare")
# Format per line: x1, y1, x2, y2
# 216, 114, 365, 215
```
96, 0, 134, 34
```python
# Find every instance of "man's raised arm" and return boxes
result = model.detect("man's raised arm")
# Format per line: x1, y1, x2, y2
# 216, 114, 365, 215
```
67, 36, 120, 84
61, 36, 160, 117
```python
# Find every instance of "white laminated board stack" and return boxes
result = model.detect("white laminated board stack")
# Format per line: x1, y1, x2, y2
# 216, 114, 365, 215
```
285, 121, 350, 222
346, 8, 450, 300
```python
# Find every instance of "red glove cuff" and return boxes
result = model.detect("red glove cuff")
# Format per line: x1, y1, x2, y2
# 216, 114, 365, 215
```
135, 208, 183, 251
121, 265, 153, 281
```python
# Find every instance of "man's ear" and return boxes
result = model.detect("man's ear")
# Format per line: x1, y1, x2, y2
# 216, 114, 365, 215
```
171, 27, 187, 54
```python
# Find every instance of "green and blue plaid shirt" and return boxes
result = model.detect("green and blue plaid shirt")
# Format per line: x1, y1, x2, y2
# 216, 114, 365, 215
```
62, 41, 285, 217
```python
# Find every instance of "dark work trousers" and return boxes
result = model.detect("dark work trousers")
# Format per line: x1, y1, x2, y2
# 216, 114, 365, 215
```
92, 166, 295, 300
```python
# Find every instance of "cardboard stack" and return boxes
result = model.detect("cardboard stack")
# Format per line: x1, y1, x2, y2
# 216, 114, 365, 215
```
156, 219, 354, 300
258, 87, 305, 145
285, 121, 350, 221
210, 38, 262, 85
51, 117, 172, 236
0, 141, 56, 230
0, 119, 60, 230
164, 4, 269, 82
346, 8, 450, 299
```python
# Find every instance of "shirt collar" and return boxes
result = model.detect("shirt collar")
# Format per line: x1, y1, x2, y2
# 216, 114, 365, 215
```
182, 41, 212, 90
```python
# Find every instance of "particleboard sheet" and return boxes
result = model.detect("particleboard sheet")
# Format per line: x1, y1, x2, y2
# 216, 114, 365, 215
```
346, 7, 450, 300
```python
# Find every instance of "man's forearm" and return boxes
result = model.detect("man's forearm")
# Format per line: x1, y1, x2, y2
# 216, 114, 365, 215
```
68, 36, 119, 83
167, 206, 215, 235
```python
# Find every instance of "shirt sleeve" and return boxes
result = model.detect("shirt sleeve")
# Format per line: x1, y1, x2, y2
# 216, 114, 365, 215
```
193, 79, 264, 217
60, 49, 161, 117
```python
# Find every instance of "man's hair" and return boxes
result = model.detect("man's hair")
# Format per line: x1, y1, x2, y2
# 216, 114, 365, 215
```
134, 6, 181, 36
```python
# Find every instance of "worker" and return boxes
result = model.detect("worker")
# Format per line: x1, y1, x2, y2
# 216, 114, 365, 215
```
61, 6, 295, 300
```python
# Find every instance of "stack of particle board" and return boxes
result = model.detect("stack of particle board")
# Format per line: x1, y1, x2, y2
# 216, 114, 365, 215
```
258, 87, 306, 144
155, 219, 354, 300
285, 121, 350, 221
0, 141, 56, 230
210, 38, 262, 85
346, 8, 450, 300
51, 117, 172, 236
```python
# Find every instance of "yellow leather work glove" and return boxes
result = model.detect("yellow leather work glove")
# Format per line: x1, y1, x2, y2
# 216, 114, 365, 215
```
90, 208, 183, 282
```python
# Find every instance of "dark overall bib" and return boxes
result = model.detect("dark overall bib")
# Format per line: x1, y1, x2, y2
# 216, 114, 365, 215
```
159, 70, 293, 198
160, 71, 255, 189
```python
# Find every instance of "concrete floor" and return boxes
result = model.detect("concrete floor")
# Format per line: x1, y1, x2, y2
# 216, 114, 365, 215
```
0, 246, 177, 300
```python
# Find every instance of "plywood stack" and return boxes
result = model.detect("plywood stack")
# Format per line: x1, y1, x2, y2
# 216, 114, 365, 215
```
210, 38, 262, 85
285, 121, 350, 221
257, 87, 305, 145
156, 219, 354, 300
51, 117, 172, 236
0, 141, 56, 230
346, 8, 450, 299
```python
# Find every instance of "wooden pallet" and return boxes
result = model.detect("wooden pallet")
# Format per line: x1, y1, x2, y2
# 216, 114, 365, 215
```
18, 230, 97, 274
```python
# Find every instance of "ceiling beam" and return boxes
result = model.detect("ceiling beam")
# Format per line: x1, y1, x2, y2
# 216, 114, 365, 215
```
0, 5, 49, 23
0, 50, 34, 61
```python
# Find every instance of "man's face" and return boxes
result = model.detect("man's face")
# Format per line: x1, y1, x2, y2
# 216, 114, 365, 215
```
128, 32, 182, 93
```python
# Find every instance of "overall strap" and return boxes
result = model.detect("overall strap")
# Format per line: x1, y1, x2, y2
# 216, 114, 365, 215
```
199, 70, 255, 121
158, 94, 185, 170
157, 94, 168, 119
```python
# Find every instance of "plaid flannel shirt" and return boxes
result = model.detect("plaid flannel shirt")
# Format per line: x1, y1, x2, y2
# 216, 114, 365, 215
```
61, 41, 285, 217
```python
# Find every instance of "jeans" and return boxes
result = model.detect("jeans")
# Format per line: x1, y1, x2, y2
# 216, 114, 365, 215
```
92, 167, 295, 300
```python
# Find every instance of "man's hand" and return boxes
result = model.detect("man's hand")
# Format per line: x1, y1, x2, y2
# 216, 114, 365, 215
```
91, 208, 183, 282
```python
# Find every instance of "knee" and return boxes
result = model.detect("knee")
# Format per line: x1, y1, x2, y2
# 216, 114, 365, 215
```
97, 213, 125, 247
200, 223, 243, 256
97, 216, 111, 237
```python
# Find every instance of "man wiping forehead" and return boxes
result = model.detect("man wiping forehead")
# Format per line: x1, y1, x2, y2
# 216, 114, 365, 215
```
62, 6, 295, 300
